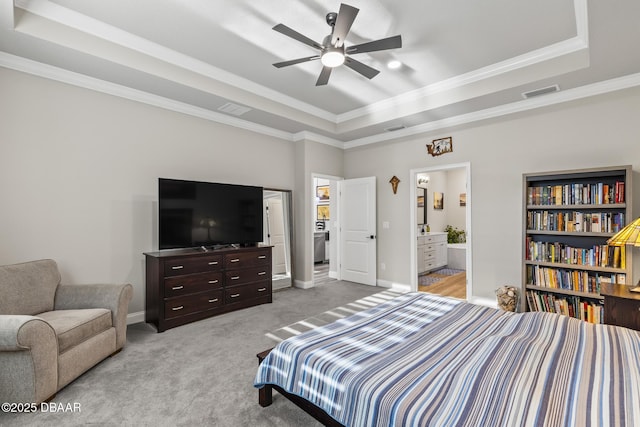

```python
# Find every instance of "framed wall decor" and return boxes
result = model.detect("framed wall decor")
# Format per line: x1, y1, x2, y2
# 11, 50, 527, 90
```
434, 192, 444, 210
317, 205, 330, 220
459, 193, 467, 206
427, 137, 453, 157
316, 185, 330, 201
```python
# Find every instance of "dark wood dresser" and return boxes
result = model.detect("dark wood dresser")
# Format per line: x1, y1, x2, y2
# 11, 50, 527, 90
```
144, 246, 272, 332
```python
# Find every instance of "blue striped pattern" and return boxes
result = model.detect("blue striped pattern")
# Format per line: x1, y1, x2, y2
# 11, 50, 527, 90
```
255, 292, 640, 426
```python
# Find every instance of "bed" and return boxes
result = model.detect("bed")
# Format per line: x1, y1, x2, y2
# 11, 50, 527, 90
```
254, 292, 640, 426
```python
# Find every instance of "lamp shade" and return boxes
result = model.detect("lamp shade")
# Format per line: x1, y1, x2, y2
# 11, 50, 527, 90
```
607, 217, 640, 247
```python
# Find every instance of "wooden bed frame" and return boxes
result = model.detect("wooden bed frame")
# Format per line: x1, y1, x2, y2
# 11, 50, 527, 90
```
257, 349, 345, 427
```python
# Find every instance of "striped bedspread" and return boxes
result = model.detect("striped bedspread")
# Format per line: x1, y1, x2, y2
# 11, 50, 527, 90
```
254, 292, 640, 426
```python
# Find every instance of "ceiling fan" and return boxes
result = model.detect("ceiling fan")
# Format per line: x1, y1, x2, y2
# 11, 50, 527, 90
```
272, 3, 402, 86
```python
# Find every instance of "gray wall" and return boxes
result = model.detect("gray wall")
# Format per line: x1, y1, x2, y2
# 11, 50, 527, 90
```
2, 65, 640, 312
344, 88, 640, 300
0, 67, 296, 315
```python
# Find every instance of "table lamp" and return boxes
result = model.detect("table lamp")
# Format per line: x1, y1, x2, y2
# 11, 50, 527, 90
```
607, 217, 640, 291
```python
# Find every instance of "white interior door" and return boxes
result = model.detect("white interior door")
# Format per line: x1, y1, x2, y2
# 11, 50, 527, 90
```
339, 177, 377, 286
265, 198, 287, 275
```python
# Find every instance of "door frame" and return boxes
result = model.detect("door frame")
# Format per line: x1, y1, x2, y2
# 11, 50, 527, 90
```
409, 162, 472, 299
310, 173, 343, 284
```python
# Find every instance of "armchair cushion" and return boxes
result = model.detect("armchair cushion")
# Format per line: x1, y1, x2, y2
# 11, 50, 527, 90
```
0, 259, 60, 315
0, 260, 133, 404
38, 309, 112, 354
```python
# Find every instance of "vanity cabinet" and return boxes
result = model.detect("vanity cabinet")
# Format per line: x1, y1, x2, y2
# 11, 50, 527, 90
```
417, 232, 447, 274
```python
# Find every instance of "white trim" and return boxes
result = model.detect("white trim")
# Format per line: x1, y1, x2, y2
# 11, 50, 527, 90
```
2, 54, 639, 151
12, 0, 591, 132
468, 296, 498, 310
409, 162, 472, 302
294, 279, 314, 289
126, 311, 145, 325
337, 36, 588, 124
14, 0, 336, 123
293, 131, 344, 148
344, 73, 640, 149
0, 52, 293, 142
376, 279, 411, 293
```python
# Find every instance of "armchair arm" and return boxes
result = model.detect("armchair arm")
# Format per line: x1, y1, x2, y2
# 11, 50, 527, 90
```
54, 283, 133, 350
0, 315, 58, 403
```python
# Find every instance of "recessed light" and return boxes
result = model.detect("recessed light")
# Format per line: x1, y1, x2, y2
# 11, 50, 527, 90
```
387, 60, 402, 69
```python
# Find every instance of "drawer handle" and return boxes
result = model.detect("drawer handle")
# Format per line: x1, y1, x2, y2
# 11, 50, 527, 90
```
208, 261, 218, 265
172, 306, 184, 311
258, 255, 266, 259
230, 276, 240, 280
172, 285, 184, 290
230, 293, 240, 298
209, 280, 219, 284
257, 271, 266, 276
171, 265, 184, 270
208, 298, 218, 303
230, 258, 240, 263
258, 287, 267, 292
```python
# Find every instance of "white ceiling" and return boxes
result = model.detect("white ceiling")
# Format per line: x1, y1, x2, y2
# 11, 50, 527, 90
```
1, 0, 639, 148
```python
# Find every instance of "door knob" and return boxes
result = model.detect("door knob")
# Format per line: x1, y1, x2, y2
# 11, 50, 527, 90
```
369, 235, 376, 239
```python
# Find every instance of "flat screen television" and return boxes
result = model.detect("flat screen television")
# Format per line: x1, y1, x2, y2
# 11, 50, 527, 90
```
158, 178, 263, 250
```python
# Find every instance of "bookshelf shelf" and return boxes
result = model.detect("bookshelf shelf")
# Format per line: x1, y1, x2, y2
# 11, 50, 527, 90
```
525, 284, 604, 300
522, 165, 632, 323
524, 260, 626, 274
526, 230, 615, 237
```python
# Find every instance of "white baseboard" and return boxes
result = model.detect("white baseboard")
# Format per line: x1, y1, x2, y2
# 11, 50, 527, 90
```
468, 296, 498, 309
328, 270, 338, 279
294, 279, 314, 289
376, 279, 411, 293
127, 311, 145, 325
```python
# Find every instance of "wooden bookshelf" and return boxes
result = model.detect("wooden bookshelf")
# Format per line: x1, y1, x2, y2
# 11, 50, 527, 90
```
522, 166, 632, 323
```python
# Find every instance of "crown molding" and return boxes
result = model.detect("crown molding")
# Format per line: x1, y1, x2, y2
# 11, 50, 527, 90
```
13, 0, 336, 123
292, 131, 345, 149
3, 51, 639, 152
337, 0, 589, 124
343, 72, 640, 149
0, 51, 294, 142
13, 0, 591, 135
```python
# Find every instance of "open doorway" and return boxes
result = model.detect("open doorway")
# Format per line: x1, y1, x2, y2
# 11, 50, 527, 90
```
311, 175, 341, 286
264, 189, 293, 290
409, 163, 472, 300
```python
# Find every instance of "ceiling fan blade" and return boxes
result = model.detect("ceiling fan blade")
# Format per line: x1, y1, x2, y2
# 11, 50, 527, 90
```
331, 3, 359, 47
344, 57, 380, 79
273, 56, 320, 68
347, 35, 402, 55
316, 66, 332, 86
273, 24, 323, 50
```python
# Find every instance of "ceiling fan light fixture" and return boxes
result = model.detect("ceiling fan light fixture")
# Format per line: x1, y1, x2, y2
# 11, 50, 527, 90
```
387, 60, 402, 69
321, 47, 345, 67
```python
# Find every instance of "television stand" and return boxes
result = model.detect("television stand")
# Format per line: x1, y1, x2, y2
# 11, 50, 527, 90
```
144, 245, 272, 332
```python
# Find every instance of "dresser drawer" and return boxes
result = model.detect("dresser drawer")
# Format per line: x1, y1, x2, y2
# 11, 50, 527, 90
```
163, 255, 223, 277
164, 290, 223, 319
223, 250, 270, 270
225, 265, 271, 286
225, 281, 271, 304
424, 250, 437, 261
164, 272, 223, 298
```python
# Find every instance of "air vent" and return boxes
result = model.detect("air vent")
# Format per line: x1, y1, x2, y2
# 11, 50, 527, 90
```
384, 124, 406, 132
522, 85, 560, 99
217, 102, 252, 116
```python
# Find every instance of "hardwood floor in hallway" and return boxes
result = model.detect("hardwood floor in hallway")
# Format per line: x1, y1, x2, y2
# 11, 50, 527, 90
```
418, 271, 466, 299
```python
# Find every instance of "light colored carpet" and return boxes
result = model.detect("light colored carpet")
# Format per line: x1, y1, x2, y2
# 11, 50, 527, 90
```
1, 280, 384, 427
265, 289, 405, 343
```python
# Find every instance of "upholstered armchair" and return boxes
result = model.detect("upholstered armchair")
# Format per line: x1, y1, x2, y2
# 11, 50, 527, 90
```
0, 259, 133, 403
